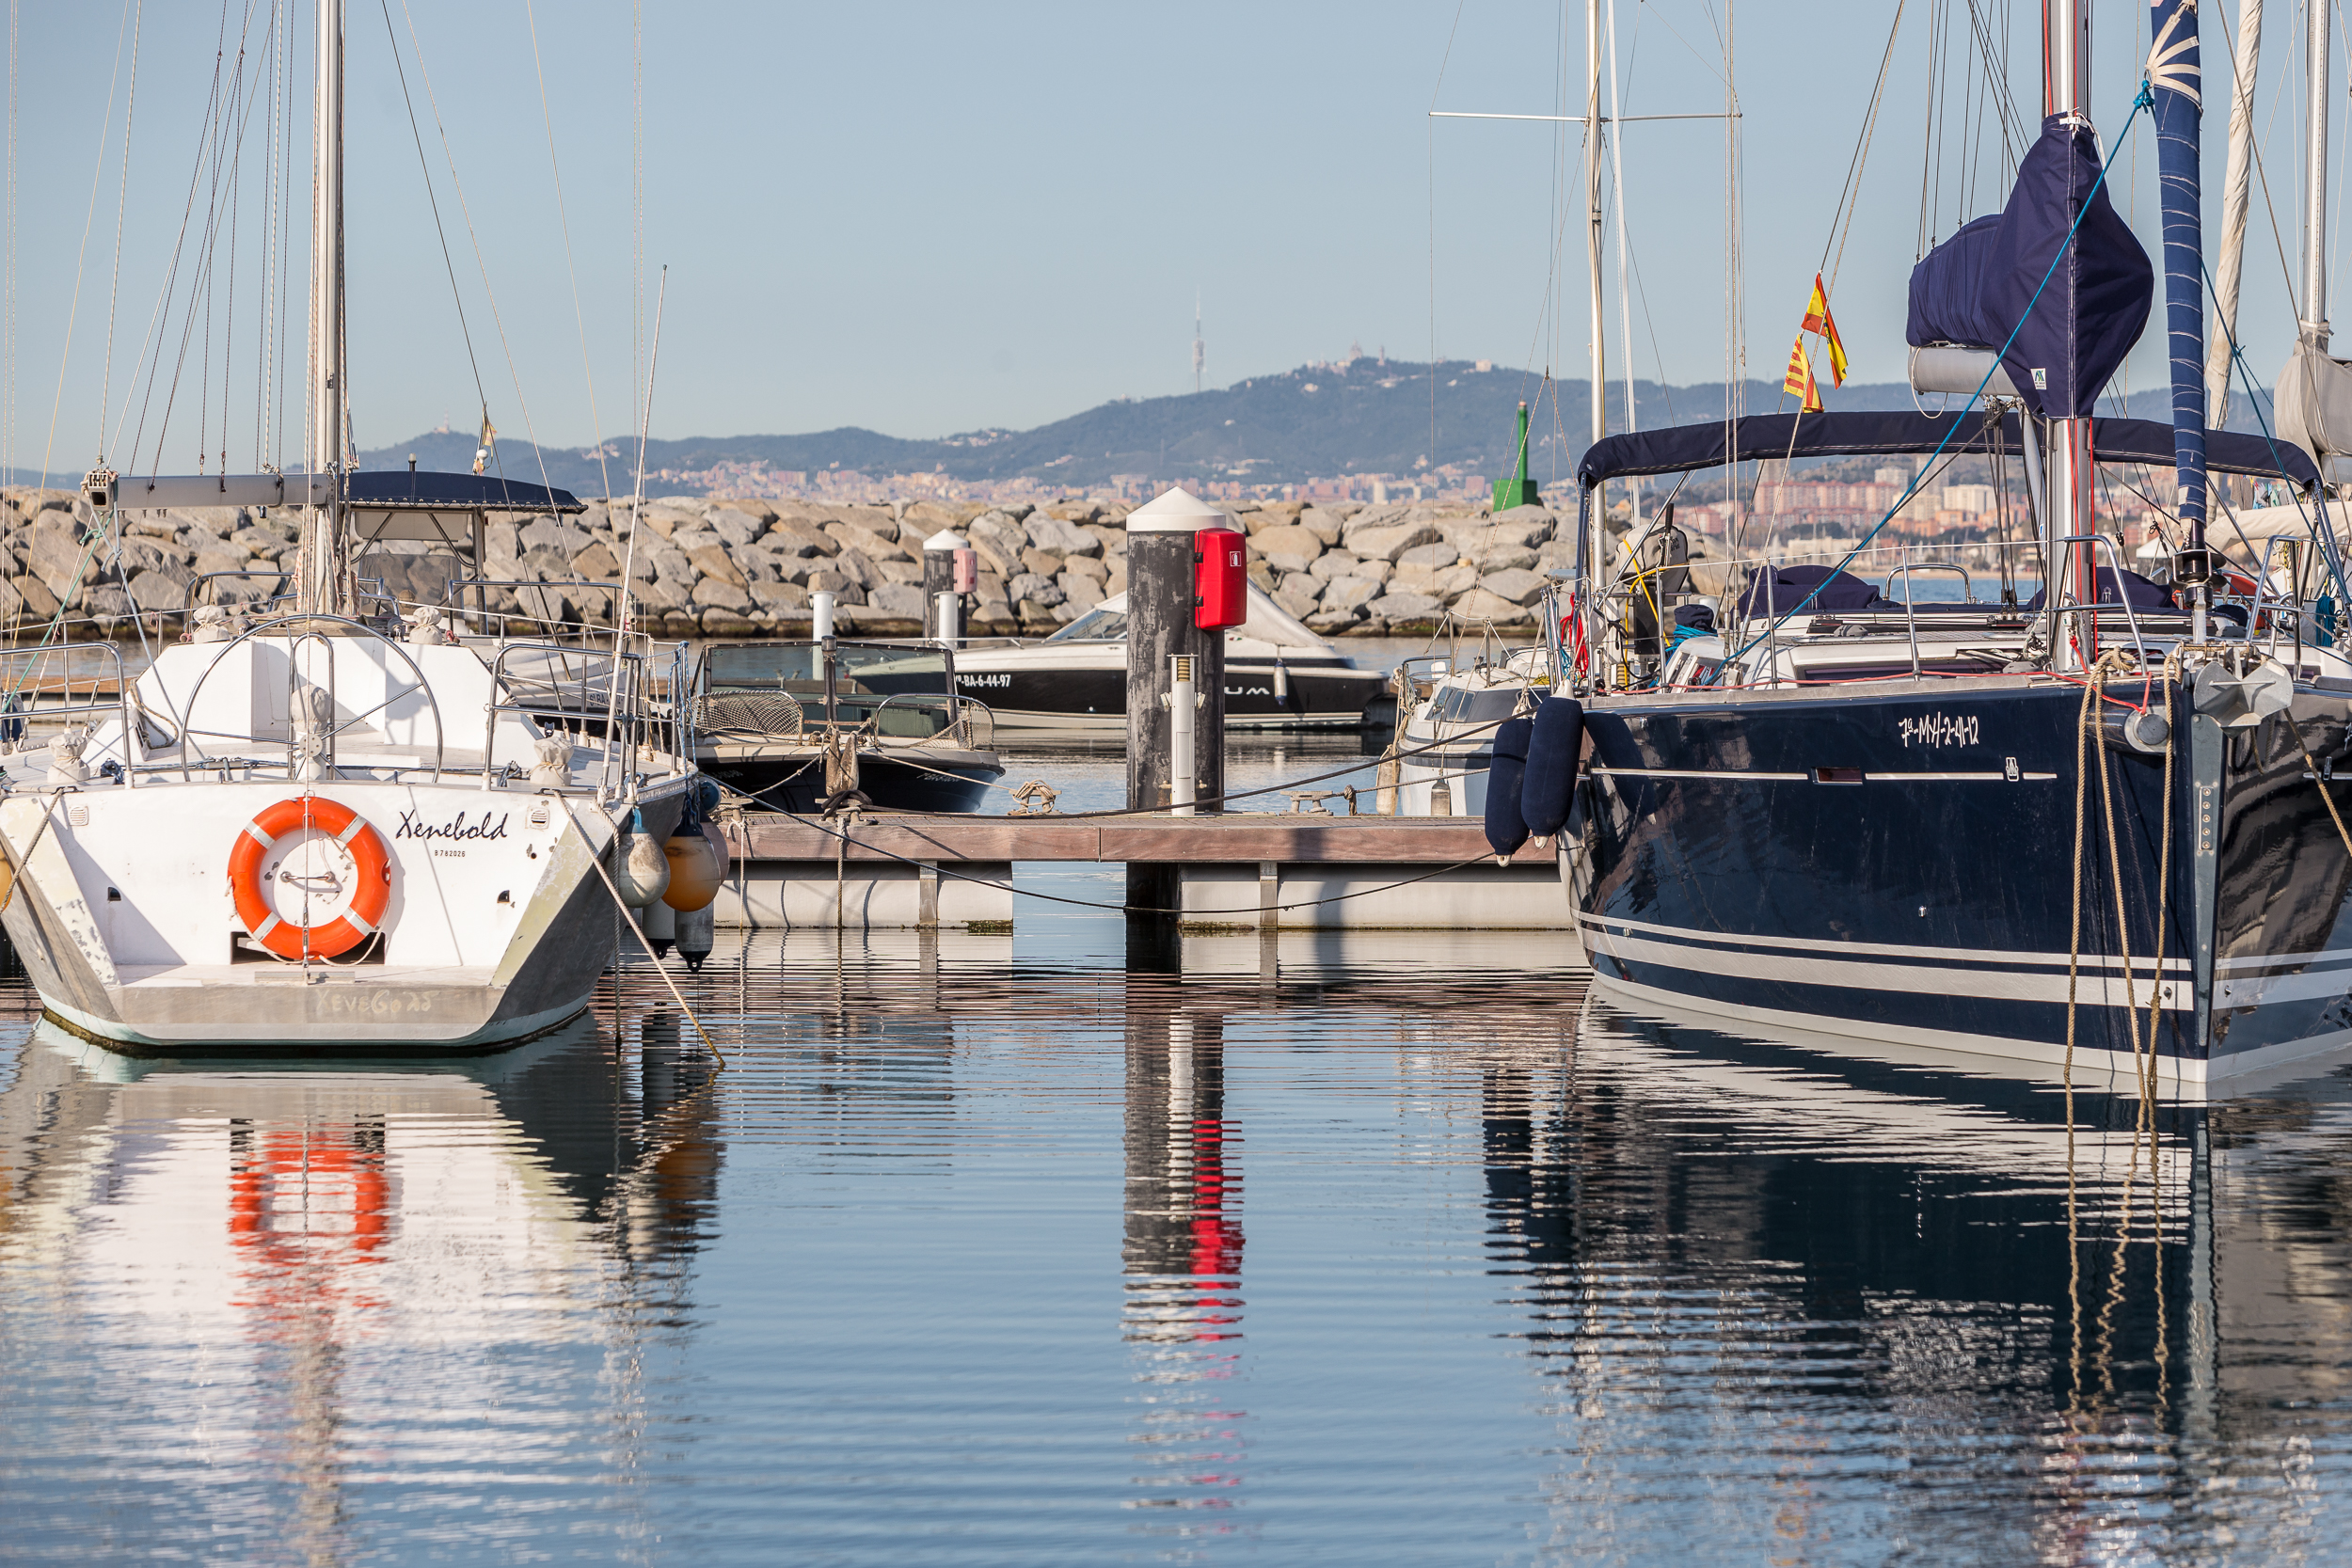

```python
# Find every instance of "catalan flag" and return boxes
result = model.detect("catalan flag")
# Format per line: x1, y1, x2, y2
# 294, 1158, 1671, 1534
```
1783, 337, 1825, 413
1801, 273, 1850, 386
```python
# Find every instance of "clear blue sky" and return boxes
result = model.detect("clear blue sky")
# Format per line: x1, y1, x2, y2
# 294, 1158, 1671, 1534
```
0, 1, 2330, 472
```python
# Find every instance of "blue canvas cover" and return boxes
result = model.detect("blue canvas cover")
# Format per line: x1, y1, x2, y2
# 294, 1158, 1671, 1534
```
1575, 411, 2313, 485
2023, 566, 2171, 611
1735, 563, 1895, 619
1981, 115, 2154, 418
1906, 214, 2005, 349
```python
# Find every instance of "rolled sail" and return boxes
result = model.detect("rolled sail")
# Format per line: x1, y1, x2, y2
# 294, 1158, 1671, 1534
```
1904, 116, 2153, 420
2151, 0, 2207, 527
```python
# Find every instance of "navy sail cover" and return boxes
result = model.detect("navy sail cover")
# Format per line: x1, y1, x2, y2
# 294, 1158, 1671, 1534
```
1906, 114, 2154, 419
1577, 410, 2316, 486
347, 470, 585, 514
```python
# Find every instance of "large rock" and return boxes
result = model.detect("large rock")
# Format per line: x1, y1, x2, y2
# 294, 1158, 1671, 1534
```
1305, 607, 1361, 633
1273, 583, 1321, 621
573, 543, 621, 580
1468, 545, 1540, 574
765, 518, 835, 557
1007, 571, 1065, 609
1025, 514, 1100, 556
1247, 524, 1324, 566
868, 582, 930, 619
9, 577, 57, 621
686, 544, 745, 589
705, 507, 766, 545
1062, 554, 1109, 584
520, 517, 591, 557
1343, 522, 1442, 562
27, 521, 92, 601
1059, 574, 1105, 612
1366, 591, 1444, 622
1479, 567, 1549, 606
825, 520, 910, 562
127, 569, 192, 612
874, 556, 926, 586
1020, 546, 1065, 578
966, 514, 1026, 577
1441, 518, 1551, 556
1298, 507, 1348, 544
1321, 577, 1382, 612
1308, 551, 1360, 582
1450, 587, 1537, 622
1396, 541, 1458, 569
749, 580, 809, 614
230, 526, 288, 559
804, 571, 866, 603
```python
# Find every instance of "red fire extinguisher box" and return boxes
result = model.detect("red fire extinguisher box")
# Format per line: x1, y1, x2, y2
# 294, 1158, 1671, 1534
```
1194, 528, 1248, 629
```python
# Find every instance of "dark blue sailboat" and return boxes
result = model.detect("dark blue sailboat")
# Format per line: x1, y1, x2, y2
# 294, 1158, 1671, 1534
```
1551, 0, 2352, 1087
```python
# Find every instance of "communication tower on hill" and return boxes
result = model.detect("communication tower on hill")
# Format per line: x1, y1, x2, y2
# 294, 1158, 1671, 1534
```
1192, 294, 1205, 394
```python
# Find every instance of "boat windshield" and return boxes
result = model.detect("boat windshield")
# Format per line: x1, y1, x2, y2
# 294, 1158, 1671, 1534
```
1431, 685, 1529, 723
701, 642, 956, 739
1046, 607, 1127, 641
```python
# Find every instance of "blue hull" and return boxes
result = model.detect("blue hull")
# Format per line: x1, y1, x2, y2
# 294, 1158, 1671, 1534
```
1570, 675, 2352, 1083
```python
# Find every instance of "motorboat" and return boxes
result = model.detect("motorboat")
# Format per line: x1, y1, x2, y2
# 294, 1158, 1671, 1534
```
687, 639, 1005, 813
1387, 628, 1551, 816
0, 0, 698, 1053
946, 585, 1387, 730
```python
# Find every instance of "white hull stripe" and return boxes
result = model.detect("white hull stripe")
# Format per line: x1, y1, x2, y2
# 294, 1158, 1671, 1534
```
1580, 909, 2193, 975
1593, 765, 2058, 783
2217, 946, 2352, 974
1587, 927, 2189, 1010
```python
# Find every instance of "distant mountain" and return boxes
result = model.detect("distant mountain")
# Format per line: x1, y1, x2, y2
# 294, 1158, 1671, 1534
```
353, 360, 2292, 499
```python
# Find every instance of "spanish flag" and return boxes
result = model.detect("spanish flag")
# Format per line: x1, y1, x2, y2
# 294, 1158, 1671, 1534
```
1784, 337, 1824, 413
1801, 273, 1849, 386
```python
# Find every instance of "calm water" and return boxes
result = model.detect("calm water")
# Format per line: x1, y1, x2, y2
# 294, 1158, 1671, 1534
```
7, 915, 2352, 1566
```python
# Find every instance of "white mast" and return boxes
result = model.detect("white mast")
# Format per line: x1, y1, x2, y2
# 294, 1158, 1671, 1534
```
304, 0, 345, 617
2045, 0, 2095, 624
1585, 0, 1606, 467
2304, 0, 2331, 354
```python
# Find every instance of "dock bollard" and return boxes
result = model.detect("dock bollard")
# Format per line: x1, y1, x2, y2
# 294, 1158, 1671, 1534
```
812, 590, 836, 641
1123, 487, 1232, 935
923, 530, 969, 642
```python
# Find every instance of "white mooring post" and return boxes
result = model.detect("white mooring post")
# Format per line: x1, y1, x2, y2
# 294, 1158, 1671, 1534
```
934, 593, 962, 647
1168, 654, 1198, 816
923, 529, 968, 642
811, 590, 836, 641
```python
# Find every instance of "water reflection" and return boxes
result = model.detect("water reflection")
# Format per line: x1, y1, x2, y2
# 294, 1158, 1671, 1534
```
12, 937, 2352, 1560
1123, 985, 1248, 1526
0, 1014, 720, 1564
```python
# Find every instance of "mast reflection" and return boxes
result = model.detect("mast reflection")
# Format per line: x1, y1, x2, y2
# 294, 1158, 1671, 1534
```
1122, 986, 1247, 1526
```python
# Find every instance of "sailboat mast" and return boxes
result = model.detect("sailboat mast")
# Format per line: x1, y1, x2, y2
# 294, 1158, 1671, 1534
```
2044, 0, 2096, 622
2304, 0, 2330, 353
303, 0, 345, 617
1585, 0, 1605, 460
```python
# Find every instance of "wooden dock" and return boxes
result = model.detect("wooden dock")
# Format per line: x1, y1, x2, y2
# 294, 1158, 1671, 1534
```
712, 811, 1572, 931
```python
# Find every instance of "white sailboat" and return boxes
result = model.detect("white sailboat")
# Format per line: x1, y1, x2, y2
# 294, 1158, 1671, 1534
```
0, 0, 694, 1052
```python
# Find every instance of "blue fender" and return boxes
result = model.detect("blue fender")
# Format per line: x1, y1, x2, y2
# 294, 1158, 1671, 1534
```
1482, 715, 1534, 858
1520, 697, 1584, 837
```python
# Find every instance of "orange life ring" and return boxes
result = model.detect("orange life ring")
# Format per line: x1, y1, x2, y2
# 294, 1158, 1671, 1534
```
227, 797, 393, 960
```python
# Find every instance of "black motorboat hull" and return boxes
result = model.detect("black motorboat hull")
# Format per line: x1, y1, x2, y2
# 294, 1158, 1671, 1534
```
1571, 675, 2352, 1085
699, 751, 1004, 814
948, 657, 1384, 729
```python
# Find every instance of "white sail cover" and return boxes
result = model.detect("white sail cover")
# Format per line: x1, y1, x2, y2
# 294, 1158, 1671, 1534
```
2275, 343, 2352, 478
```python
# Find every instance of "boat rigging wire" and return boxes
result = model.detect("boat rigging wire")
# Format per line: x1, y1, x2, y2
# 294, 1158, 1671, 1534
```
375, 0, 489, 442
37, 0, 137, 486
520, 0, 613, 503
389, 0, 561, 499
1426, 0, 1466, 474
1713, 84, 2158, 677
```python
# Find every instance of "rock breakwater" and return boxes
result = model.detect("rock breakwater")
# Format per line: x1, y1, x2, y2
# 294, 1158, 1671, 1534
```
0, 487, 1566, 638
